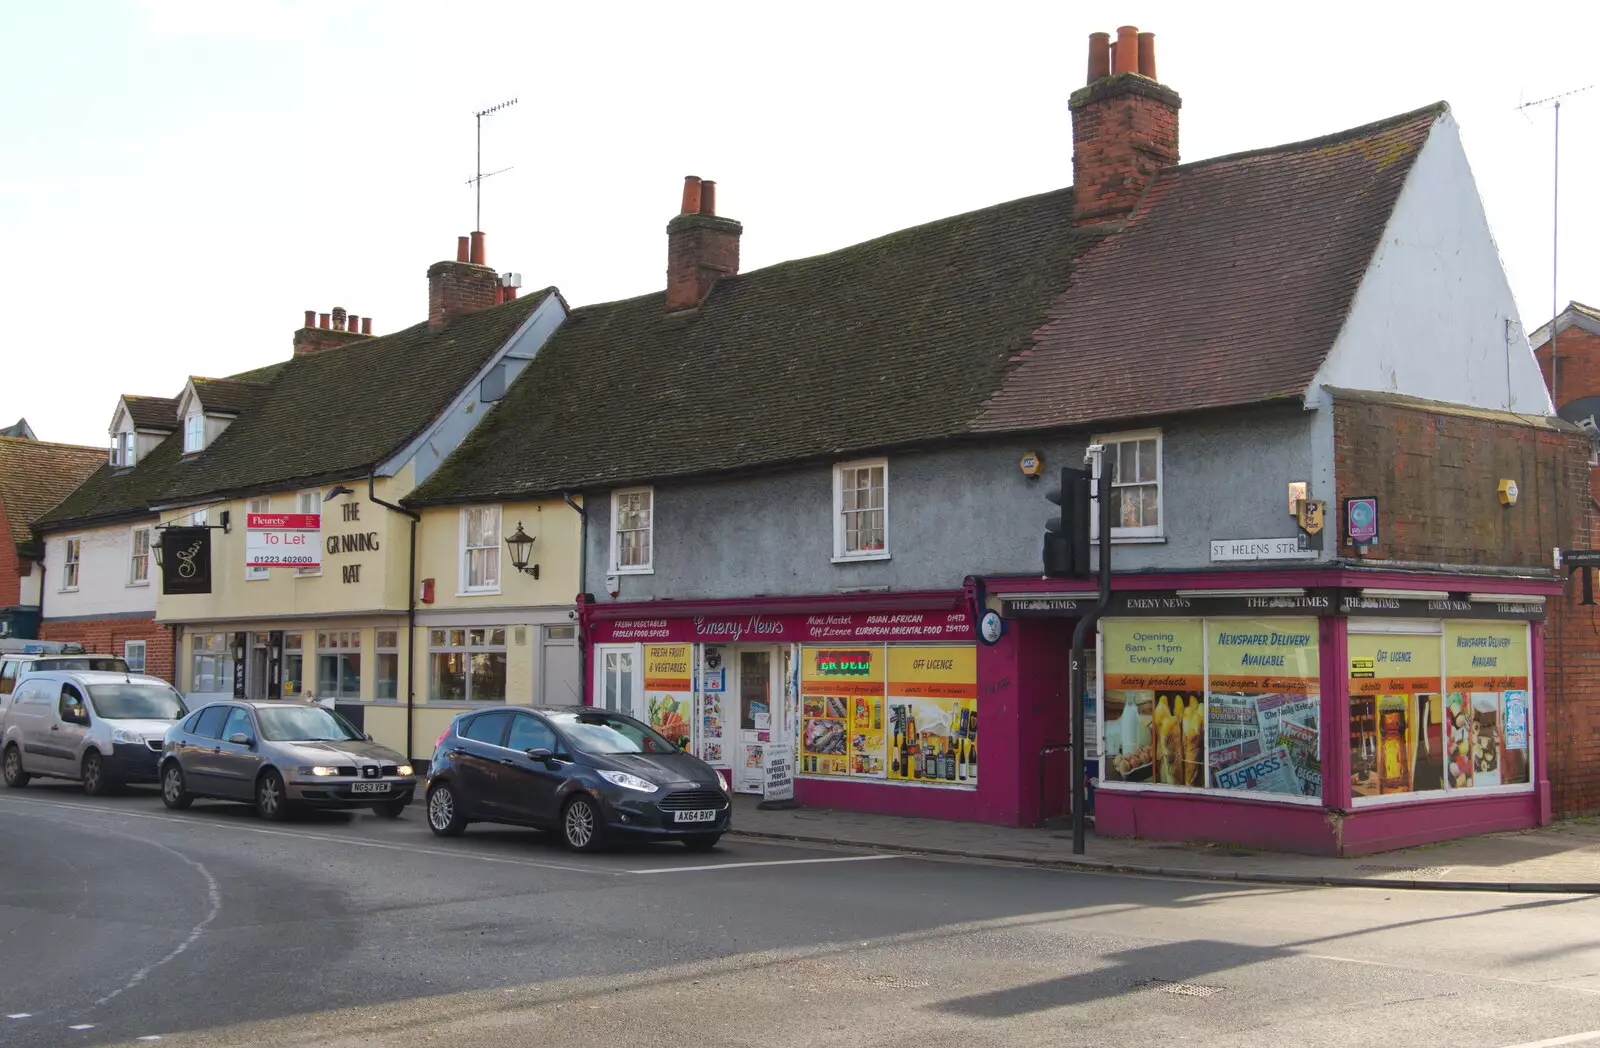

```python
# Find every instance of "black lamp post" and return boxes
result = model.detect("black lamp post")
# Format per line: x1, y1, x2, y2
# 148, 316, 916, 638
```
505, 522, 539, 579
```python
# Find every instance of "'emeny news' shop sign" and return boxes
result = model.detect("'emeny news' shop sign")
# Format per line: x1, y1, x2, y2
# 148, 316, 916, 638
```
245, 513, 321, 569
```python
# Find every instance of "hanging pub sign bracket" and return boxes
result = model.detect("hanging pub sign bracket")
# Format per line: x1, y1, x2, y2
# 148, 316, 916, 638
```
1562, 548, 1600, 606
153, 514, 229, 595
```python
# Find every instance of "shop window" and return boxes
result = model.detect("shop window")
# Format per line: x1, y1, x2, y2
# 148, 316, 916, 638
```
832, 461, 887, 561
430, 628, 507, 703
1100, 618, 1319, 797
190, 633, 233, 693
461, 507, 501, 592
610, 488, 653, 573
123, 640, 146, 674
245, 498, 271, 580
295, 492, 321, 576
317, 630, 362, 700
1093, 430, 1163, 540
129, 527, 150, 585
62, 537, 81, 591
183, 411, 204, 454
282, 633, 305, 698
375, 629, 399, 700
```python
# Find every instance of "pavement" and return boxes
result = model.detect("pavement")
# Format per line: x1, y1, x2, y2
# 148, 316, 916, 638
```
729, 796, 1600, 892
4, 784, 1600, 1048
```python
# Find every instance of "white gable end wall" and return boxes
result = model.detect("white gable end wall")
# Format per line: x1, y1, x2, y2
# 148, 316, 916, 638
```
1304, 111, 1552, 415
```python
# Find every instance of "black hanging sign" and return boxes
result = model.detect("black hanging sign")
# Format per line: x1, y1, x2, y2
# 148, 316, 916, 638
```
159, 527, 213, 595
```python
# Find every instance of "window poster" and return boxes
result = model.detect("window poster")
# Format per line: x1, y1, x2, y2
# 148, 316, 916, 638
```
1205, 619, 1319, 796
644, 644, 692, 749
1100, 619, 1204, 786
1348, 631, 1443, 799
698, 646, 727, 765
800, 646, 884, 777
886, 646, 978, 787
1444, 622, 1531, 788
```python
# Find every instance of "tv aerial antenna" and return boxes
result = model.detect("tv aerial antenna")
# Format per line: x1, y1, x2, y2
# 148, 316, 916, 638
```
1517, 84, 1590, 407
466, 97, 518, 232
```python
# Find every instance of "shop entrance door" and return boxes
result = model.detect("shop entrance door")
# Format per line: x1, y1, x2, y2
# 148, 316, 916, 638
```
733, 646, 780, 793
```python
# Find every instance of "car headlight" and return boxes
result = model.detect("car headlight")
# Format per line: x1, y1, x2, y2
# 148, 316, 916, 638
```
598, 769, 658, 793
396, 764, 414, 777
112, 728, 144, 745
716, 769, 731, 794
298, 766, 339, 777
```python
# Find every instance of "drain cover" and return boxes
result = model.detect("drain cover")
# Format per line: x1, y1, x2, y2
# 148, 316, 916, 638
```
1136, 979, 1224, 998
1353, 864, 1452, 878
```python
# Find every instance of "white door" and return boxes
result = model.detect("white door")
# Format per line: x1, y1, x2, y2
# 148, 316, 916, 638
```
733, 647, 780, 793
541, 625, 581, 704
593, 644, 642, 720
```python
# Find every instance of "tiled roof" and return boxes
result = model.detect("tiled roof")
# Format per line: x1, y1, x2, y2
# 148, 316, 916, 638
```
974, 104, 1443, 433
155, 290, 556, 505
407, 189, 1102, 504
190, 376, 269, 416
32, 434, 185, 531
122, 395, 180, 431
0, 437, 108, 545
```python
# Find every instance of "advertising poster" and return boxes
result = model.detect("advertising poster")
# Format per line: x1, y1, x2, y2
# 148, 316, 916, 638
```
1348, 632, 1443, 799
1444, 622, 1531, 788
886, 646, 978, 787
644, 644, 693, 749
800, 646, 885, 777
1206, 619, 1319, 796
1100, 619, 1204, 787
244, 512, 321, 569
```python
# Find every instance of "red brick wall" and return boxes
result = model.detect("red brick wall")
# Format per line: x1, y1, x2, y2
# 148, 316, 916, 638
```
1535, 325, 1600, 411
1069, 75, 1181, 225
39, 617, 176, 683
426, 260, 499, 328
0, 499, 20, 608
1332, 394, 1600, 816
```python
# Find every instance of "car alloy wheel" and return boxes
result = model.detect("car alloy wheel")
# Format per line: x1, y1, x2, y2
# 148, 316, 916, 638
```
256, 771, 288, 821
562, 796, 604, 852
161, 764, 192, 809
2, 745, 27, 788
81, 752, 105, 796
427, 783, 466, 837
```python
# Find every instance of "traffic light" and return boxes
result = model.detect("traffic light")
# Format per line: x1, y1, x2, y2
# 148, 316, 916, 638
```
1043, 466, 1092, 578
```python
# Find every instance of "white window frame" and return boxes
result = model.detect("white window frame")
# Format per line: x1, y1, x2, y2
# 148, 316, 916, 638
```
245, 497, 271, 580
593, 643, 642, 717
111, 430, 134, 468
183, 410, 204, 454
123, 640, 147, 674
374, 629, 400, 701
459, 506, 502, 594
315, 629, 363, 701
609, 487, 654, 574
1092, 429, 1165, 543
129, 526, 151, 586
832, 459, 890, 562
295, 491, 321, 577
429, 627, 508, 703
62, 537, 82, 591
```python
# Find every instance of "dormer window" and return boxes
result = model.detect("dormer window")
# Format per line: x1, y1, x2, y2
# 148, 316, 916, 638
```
110, 430, 134, 467
183, 410, 204, 454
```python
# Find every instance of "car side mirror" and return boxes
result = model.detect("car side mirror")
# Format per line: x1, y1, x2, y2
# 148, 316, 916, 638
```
526, 747, 555, 764
228, 732, 254, 747
363, 732, 373, 742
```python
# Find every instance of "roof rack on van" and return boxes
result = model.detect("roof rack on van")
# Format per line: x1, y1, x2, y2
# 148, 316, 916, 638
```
0, 639, 86, 655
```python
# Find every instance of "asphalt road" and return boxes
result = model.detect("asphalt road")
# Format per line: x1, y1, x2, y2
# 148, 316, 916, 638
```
2, 784, 1599, 1048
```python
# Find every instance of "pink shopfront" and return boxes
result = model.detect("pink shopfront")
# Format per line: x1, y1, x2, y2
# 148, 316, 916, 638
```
581, 589, 1044, 823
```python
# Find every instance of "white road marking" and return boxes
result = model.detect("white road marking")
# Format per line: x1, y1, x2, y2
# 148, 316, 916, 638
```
1496, 1032, 1600, 1048
68, 1024, 94, 1030
93, 836, 222, 1008
627, 854, 898, 875
137, 1037, 163, 1042
6, 1013, 31, 1019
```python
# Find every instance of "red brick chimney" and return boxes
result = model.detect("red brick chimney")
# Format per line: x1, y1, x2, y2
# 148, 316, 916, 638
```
1070, 25, 1180, 226
666, 175, 742, 312
428, 232, 501, 328
293, 305, 373, 356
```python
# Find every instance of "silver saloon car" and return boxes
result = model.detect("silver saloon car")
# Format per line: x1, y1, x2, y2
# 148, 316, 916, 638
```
160, 700, 416, 820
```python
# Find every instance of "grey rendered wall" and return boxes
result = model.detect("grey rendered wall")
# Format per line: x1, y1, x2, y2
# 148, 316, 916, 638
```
586, 404, 1322, 603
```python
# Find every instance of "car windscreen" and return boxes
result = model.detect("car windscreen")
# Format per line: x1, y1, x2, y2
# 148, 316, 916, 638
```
546, 711, 682, 754
34, 658, 129, 673
86, 684, 187, 720
255, 705, 364, 742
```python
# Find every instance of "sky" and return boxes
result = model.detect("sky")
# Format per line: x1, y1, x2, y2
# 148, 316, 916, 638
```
2, 0, 1596, 447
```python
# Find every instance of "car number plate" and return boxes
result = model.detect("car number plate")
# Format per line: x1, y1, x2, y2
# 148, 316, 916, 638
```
673, 809, 717, 823
351, 782, 389, 794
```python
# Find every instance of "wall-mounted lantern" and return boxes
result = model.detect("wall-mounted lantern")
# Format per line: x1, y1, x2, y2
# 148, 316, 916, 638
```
505, 522, 539, 579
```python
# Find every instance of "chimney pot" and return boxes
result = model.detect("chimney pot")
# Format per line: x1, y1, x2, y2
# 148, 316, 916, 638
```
456, 236, 470, 263
1114, 26, 1139, 74
680, 175, 703, 216
361, 317, 372, 335
1137, 32, 1156, 79
699, 180, 717, 216
469, 231, 486, 266
319, 313, 331, 329
1087, 32, 1111, 83
303, 309, 316, 329
332, 306, 347, 331
348, 314, 359, 333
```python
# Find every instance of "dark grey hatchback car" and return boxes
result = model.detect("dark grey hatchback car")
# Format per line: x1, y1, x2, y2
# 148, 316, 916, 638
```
425, 706, 732, 851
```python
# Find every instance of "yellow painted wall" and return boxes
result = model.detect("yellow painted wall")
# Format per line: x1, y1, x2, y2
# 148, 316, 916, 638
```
157, 470, 416, 624
414, 498, 581, 611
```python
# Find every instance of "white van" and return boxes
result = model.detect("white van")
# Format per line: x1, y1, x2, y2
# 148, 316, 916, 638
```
1, 670, 188, 795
